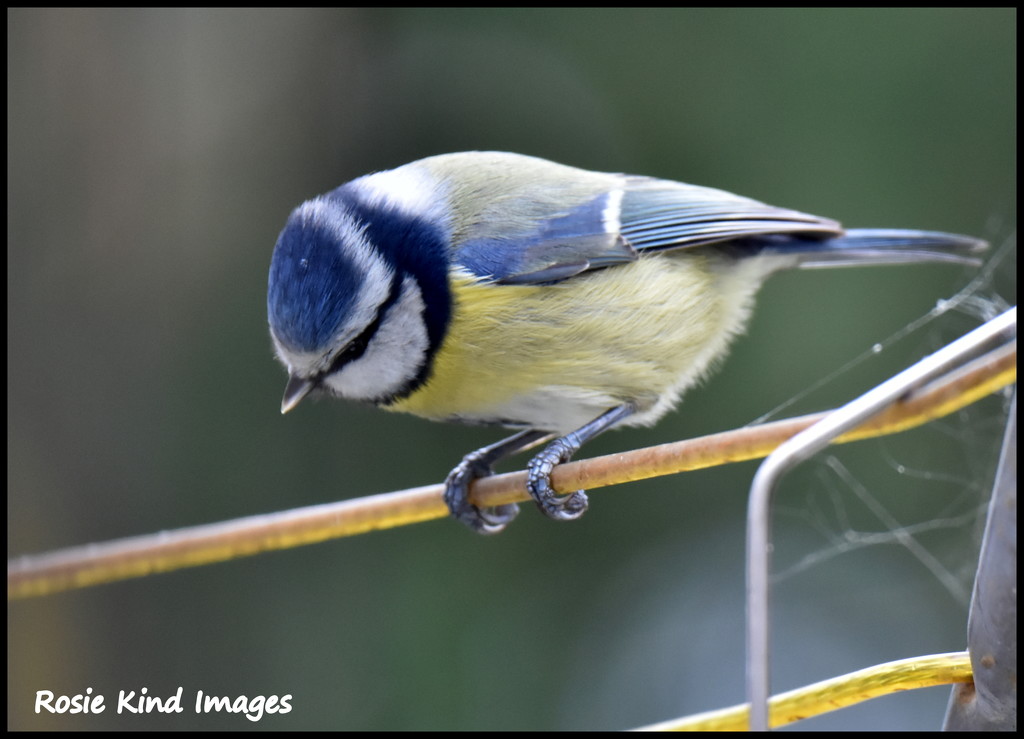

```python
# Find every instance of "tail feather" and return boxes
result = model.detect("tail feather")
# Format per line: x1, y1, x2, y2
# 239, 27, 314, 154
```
770, 229, 988, 269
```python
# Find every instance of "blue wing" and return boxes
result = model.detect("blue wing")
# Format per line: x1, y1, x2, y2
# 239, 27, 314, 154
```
619, 177, 841, 251
453, 176, 843, 285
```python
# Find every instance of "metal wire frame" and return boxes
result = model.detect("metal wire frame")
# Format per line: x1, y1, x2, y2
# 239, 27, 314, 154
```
745, 307, 1017, 730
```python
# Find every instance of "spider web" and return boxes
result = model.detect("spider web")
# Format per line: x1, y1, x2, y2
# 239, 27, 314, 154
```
757, 233, 1015, 606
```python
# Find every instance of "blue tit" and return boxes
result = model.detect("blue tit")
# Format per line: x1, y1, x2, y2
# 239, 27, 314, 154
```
267, 151, 985, 534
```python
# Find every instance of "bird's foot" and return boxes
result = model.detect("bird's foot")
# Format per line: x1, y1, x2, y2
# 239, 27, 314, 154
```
444, 452, 519, 535
526, 436, 588, 521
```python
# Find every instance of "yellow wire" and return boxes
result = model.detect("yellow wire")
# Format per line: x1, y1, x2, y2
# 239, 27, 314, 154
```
634, 651, 973, 731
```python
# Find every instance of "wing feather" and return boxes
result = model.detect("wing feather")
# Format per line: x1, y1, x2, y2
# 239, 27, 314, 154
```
620, 177, 842, 250
451, 167, 844, 285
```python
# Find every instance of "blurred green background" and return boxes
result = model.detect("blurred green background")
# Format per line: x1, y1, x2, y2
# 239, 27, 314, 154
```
8, 8, 1015, 730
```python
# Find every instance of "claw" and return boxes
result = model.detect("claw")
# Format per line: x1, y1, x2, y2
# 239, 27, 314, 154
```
442, 411, 631, 532
444, 454, 519, 535
526, 437, 589, 521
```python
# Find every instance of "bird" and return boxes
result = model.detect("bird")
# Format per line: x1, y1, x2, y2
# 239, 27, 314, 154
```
267, 151, 985, 534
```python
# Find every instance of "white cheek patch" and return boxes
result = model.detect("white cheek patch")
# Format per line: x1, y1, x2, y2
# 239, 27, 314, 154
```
323, 276, 429, 402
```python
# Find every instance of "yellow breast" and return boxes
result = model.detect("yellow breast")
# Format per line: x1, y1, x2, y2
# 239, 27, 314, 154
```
388, 251, 772, 433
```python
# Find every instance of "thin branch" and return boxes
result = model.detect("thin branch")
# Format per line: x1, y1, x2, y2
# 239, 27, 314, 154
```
8, 342, 1015, 600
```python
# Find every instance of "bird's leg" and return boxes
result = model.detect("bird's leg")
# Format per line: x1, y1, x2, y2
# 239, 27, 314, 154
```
445, 429, 552, 534
527, 404, 635, 521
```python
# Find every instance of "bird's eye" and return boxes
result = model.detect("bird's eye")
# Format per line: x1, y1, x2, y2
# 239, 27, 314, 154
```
325, 318, 380, 377
336, 339, 366, 365
323, 275, 399, 377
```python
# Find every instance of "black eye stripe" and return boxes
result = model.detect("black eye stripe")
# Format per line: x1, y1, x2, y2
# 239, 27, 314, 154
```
323, 275, 403, 377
